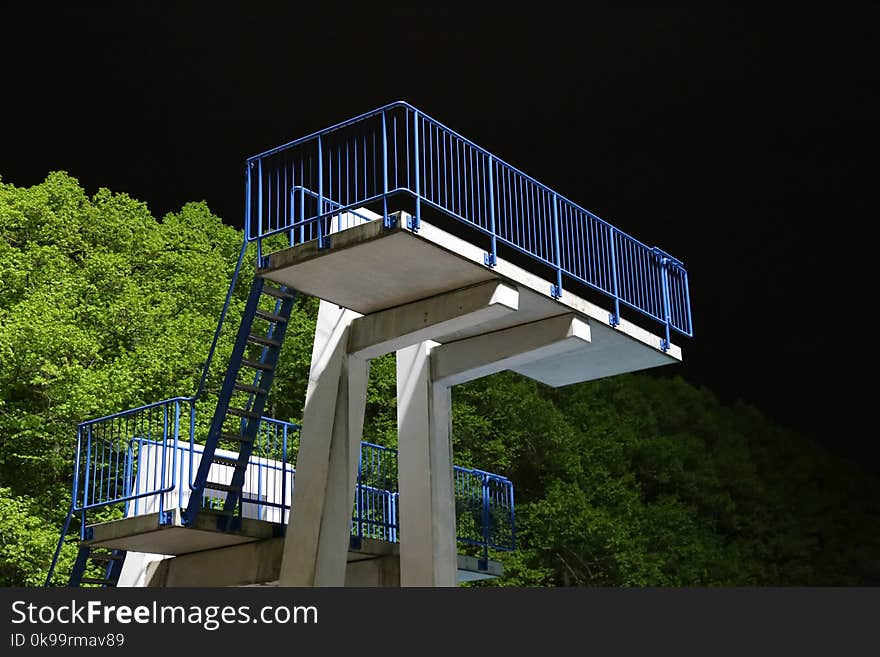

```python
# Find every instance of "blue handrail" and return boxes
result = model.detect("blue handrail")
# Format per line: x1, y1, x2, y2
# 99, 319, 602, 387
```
47, 405, 514, 586
45, 397, 193, 585
245, 101, 693, 344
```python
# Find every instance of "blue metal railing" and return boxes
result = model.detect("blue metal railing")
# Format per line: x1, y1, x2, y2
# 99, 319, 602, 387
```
245, 101, 693, 346
353, 442, 399, 543
48, 401, 515, 582
454, 466, 516, 567
72, 397, 195, 525
46, 397, 195, 584
351, 442, 516, 558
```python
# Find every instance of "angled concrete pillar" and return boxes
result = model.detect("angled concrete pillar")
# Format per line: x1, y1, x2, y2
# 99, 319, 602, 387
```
396, 341, 457, 587
278, 300, 368, 586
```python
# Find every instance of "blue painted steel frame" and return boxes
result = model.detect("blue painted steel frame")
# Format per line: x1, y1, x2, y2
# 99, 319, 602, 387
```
46, 397, 194, 584
244, 101, 693, 342
46, 407, 514, 585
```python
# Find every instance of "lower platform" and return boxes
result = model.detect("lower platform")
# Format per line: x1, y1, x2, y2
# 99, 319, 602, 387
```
85, 512, 502, 586
85, 509, 275, 554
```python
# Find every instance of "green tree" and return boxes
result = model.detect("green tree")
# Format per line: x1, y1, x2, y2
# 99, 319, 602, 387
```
1, 172, 878, 587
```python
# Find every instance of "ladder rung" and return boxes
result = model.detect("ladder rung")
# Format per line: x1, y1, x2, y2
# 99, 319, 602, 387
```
261, 286, 295, 300
255, 309, 287, 324
241, 358, 274, 372
220, 432, 254, 444
248, 333, 281, 348
227, 407, 261, 420
80, 577, 114, 586
234, 381, 267, 396
205, 481, 241, 493
212, 455, 241, 468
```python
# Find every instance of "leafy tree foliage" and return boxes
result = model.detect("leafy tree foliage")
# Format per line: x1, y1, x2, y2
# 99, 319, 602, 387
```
1, 173, 877, 586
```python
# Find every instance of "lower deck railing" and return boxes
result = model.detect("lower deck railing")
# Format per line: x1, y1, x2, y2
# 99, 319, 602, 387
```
49, 397, 515, 579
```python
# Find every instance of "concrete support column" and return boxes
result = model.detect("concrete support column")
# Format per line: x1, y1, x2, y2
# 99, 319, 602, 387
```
278, 300, 368, 586
396, 341, 457, 587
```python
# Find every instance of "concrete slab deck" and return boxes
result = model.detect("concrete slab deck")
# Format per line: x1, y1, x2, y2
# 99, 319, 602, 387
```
258, 213, 681, 387
85, 514, 501, 585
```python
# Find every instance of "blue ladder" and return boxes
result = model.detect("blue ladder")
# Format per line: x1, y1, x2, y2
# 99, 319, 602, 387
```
68, 547, 126, 587
183, 276, 297, 530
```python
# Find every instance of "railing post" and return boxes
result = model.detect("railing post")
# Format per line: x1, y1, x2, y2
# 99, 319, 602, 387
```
257, 158, 264, 266
609, 227, 621, 327
509, 482, 516, 550
289, 188, 295, 248
245, 162, 252, 244
159, 404, 170, 524
382, 110, 391, 229
355, 446, 364, 546
551, 193, 562, 299
281, 424, 288, 517
683, 268, 693, 338
174, 401, 182, 510
82, 426, 92, 530
187, 403, 196, 506
392, 492, 399, 543
317, 134, 328, 249
660, 257, 672, 352
123, 441, 132, 516
479, 473, 491, 570
72, 427, 82, 515
484, 155, 497, 267
133, 436, 142, 516
255, 439, 264, 520
410, 110, 421, 232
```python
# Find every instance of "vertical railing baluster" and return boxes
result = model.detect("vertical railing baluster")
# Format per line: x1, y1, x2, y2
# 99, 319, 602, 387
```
317, 134, 326, 249
81, 426, 92, 539
412, 111, 421, 231
72, 427, 83, 517
551, 193, 562, 298
298, 159, 305, 244
281, 424, 288, 517
245, 162, 252, 244
160, 404, 168, 520
660, 257, 672, 351
480, 473, 491, 569
609, 227, 621, 326
485, 155, 497, 267
382, 110, 390, 227
285, 162, 292, 248
173, 401, 181, 510
393, 113, 398, 191
356, 446, 363, 544
257, 158, 264, 265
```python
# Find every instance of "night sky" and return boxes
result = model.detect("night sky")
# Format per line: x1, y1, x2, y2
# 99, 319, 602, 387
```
3, 5, 878, 470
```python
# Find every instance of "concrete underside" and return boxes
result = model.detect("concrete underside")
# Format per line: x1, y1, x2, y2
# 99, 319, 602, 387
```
259, 213, 680, 387
85, 510, 275, 554
85, 513, 501, 586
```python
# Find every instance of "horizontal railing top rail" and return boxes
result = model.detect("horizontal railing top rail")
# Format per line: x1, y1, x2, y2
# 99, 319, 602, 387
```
245, 101, 693, 344
77, 396, 194, 428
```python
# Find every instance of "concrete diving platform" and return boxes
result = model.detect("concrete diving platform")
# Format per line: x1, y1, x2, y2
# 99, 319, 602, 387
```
258, 211, 681, 387
84, 511, 502, 587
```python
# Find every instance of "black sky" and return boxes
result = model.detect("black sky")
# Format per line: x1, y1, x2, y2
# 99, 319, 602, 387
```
2, 5, 878, 469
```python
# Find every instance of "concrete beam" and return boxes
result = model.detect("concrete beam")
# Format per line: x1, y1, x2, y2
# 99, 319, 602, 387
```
348, 280, 519, 359
432, 314, 592, 387
142, 536, 502, 587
